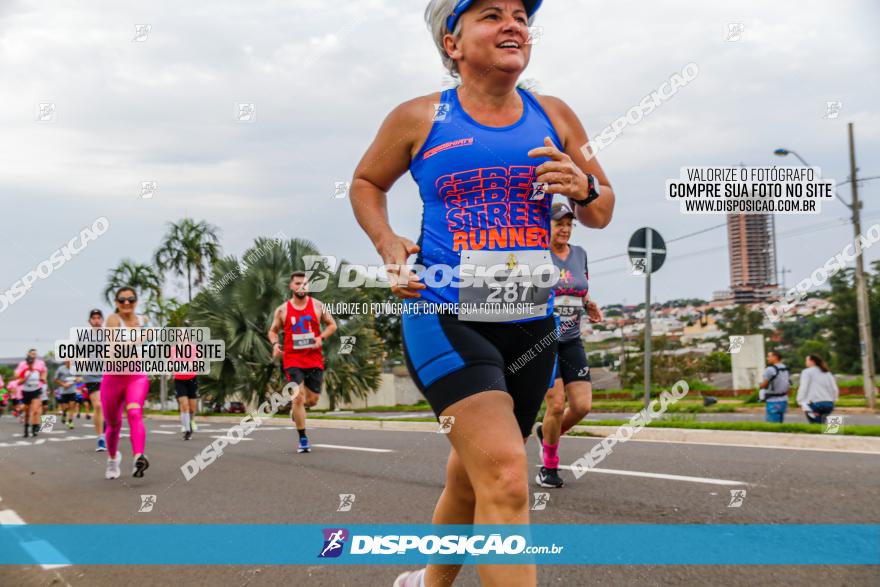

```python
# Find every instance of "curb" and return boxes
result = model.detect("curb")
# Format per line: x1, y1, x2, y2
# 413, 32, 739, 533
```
146, 414, 880, 453
569, 425, 880, 454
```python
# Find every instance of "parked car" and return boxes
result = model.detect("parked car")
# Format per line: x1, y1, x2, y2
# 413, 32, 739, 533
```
225, 401, 246, 414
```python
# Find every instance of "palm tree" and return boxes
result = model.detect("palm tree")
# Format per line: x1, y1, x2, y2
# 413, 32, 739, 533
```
188, 237, 382, 410
154, 218, 221, 302
322, 313, 384, 410
104, 259, 163, 307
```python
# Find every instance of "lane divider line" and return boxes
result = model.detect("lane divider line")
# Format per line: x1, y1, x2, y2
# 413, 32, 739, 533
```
554, 465, 747, 486
310, 444, 393, 453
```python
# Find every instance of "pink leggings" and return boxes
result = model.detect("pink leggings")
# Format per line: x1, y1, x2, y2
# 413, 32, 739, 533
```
100, 374, 149, 458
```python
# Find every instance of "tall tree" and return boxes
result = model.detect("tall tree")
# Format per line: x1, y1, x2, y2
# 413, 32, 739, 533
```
188, 237, 382, 409
104, 259, 163, 308
827, 264, 880, 374
717, 305, 767, 336
154, 218, 221, 302
827, 268, 860, 373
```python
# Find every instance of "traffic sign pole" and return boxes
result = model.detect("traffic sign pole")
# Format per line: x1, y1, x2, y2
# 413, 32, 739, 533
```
627, 227, 666, 410
644, 231, 653, 409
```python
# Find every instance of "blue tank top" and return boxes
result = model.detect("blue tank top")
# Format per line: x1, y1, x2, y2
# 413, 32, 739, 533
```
409, 86, 563, 321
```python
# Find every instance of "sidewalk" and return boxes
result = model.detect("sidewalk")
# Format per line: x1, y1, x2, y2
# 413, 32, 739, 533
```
146, 414, 880, 454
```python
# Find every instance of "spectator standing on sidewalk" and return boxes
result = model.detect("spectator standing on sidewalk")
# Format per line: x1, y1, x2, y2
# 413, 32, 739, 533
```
796, 354, 839, 424
759, 351, 791, 423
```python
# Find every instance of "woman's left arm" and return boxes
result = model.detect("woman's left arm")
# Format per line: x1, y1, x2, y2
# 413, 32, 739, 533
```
534, 96, 616, 229
796, 369, 811, 404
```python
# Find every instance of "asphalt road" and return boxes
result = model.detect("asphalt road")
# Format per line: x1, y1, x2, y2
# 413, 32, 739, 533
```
1, 415, 878, 586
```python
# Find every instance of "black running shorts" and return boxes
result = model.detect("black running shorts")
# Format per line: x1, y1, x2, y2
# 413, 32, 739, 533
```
285, 367, 323, 393
402, 312, 557, 437
554, 339, 591, 385
174, 378, 199, 399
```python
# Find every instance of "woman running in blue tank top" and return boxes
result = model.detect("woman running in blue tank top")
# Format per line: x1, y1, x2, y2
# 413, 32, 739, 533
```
350, 2, 615, 585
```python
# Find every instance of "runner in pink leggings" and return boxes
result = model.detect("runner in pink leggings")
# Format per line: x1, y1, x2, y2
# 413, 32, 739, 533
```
102, 286, 151, 479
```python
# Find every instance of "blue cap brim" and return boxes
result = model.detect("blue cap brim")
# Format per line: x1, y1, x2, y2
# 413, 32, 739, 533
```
447, 0, 543, 33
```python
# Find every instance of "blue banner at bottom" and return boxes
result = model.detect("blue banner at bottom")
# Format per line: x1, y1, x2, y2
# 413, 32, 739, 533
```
1, 524, 877, 565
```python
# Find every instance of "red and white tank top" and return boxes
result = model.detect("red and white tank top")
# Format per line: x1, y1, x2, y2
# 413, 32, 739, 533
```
282, 298, 324, 369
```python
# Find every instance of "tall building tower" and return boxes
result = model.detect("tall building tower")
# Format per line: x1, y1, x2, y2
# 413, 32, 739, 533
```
726, 214, 779, 304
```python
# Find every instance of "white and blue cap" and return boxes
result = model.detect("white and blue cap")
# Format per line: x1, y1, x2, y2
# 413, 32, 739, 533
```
446, 0, 543, 34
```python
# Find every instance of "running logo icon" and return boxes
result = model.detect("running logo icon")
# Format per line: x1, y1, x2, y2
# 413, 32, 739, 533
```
332, 181, 350, 199
824, 415, 844, 434
577, 366, 590, 378
432, 102, 451, 122
631, 258, 646, 275
824, 101, 842, 120
39, 415, 56, 433
526, 26, 543, 45
318, 528, 349, 558
138, 495, 157, 513
437, 416, 455, 434
531, 492, 550, 511
337, 494, 356, 512
140, 181, 158, 199
726, 23, 744, 42
132, 24, 152, 42
339, 336, 356, 355
36, 103, 56, 123
302, 255, 338, 293
727, 336, 745, 354
529, 182, 548, 201
236, 103, 256, 123
727, 489, 746, 508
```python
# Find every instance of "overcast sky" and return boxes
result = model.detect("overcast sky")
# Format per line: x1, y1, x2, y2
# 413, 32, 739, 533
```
1, 0, 879, 357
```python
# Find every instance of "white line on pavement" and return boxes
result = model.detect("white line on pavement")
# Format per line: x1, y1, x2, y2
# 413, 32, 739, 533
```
0, 509, 25, 524
0, 509, 70, 569
311, 444, 393, 453
209, 435, 253, 442
152, 431, 176, 435
158, 424, 214, 429
554, 465, 747, 486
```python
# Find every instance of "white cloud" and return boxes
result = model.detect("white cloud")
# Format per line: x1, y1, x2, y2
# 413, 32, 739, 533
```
0, 0, 878, 354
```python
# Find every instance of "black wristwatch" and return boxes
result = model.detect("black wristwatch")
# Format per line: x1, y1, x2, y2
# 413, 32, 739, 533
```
572, 173, 601, 207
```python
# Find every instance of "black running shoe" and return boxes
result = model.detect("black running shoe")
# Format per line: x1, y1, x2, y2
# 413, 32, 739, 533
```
23, 428, 29, 439
184, 430, 192, 441
535, 466, 564, 488
132, 454, 149, 478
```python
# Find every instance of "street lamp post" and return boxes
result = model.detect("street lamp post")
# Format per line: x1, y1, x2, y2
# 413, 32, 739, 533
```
775, 123, 877, 409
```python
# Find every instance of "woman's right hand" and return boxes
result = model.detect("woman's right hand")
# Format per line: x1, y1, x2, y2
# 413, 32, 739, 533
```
376, 234, 425, 299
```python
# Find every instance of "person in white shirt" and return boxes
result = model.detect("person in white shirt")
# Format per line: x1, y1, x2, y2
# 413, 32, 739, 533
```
796, 354, 839, 424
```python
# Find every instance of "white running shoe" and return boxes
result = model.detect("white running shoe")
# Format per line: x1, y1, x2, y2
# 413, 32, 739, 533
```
393, 569, 426, 587
105, 453, 122, 480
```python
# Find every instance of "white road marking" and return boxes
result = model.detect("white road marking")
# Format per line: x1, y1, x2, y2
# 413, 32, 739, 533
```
159, 424, 214, 429
209, 435, 253, 442
0, 509, 25, 524
151, 431, 176, 435
0, 509, 71, 569
311, 444, 393, 453
555, 465, 747, 486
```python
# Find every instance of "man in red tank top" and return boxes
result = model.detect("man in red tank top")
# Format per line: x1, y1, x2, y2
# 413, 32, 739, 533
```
268, 271, 337, 453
